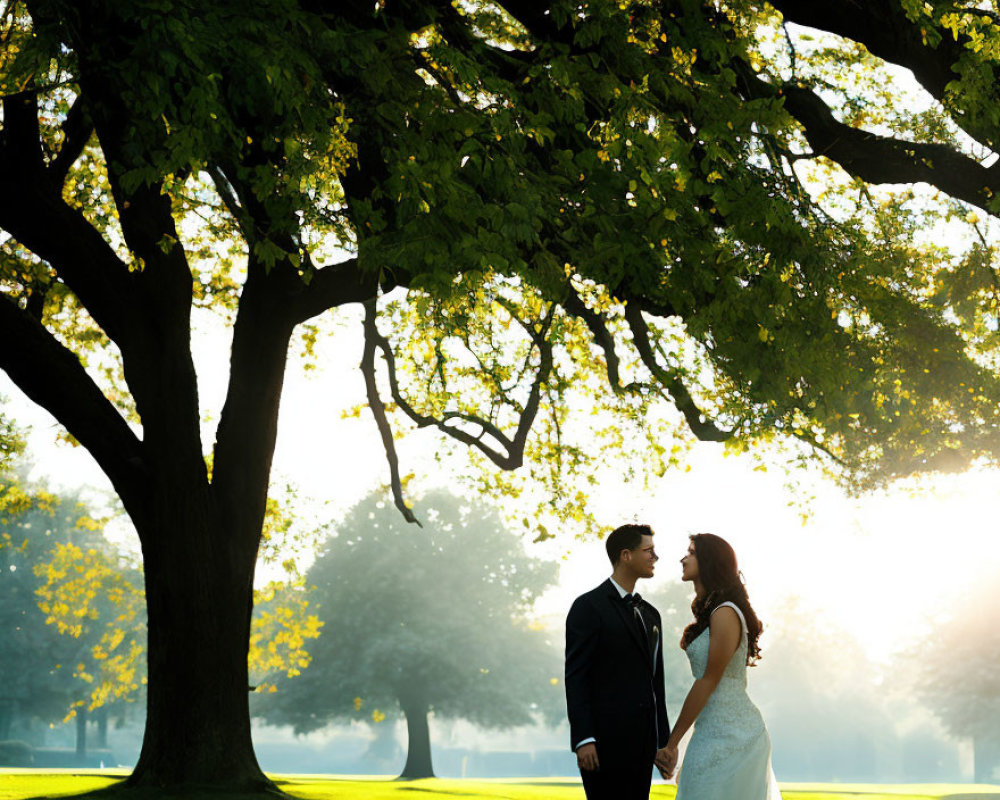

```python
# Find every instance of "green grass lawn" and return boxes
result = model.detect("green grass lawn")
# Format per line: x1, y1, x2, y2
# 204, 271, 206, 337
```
2, 771, 999, 800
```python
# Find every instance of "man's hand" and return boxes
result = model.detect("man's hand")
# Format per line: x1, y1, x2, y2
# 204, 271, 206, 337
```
576, 742, 600, 772
655, 744, 678, 779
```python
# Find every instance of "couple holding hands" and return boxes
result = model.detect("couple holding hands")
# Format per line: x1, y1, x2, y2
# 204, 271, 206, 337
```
565, 524, 782, 799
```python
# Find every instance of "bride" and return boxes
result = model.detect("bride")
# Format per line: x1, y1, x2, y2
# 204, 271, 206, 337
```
657, 533, 782, 800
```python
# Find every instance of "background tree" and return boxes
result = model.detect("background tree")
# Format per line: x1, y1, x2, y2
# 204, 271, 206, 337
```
752, 597, 909, 782
0, 447, 319, 760
906, 576, 1000, 783
247, 487, 325, 695
32, 528, 147, 759
4, 0, 1000, 792
0, 451, 145, 756
255, 490, 562, 779
0, 460, 69, 743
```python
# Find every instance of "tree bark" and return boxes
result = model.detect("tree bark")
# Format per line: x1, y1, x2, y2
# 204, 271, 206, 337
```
398, 696, 435, 780
96, 706, 108, 750
124, 487, 272, 792
75, 706, 87, 762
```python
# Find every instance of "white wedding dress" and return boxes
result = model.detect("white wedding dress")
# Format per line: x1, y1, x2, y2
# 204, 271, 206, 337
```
676, 601, 782, 800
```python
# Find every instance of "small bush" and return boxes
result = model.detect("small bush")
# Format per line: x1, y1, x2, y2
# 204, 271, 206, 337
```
0, 739, 34, 766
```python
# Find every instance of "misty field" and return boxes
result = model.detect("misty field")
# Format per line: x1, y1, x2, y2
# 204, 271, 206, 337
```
3, 772, 1000, 800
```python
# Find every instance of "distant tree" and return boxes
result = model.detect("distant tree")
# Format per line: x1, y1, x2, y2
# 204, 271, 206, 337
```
32, 525, 147, 759
908, 578, 1000, 783
0, 476, 70, 742
255, 490, 561, 779
751, 597, 901, 782
247, 487, 325, 694
0, 452, 146, 756
0, 457, 140, 754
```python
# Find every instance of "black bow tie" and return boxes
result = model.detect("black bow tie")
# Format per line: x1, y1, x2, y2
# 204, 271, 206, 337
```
624, 592, 642, 607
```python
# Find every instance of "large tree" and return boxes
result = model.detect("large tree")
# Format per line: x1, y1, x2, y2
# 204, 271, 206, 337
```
255, 490, 561, 779
3, 0, 1000, 793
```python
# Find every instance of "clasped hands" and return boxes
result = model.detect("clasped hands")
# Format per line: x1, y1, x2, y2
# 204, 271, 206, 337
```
575, 742, 678, 779
655, 744, 678, 779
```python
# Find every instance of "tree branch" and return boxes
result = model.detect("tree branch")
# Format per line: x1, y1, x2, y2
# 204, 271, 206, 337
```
207, 166, 253, 242
769, 1, 959, 103
0, 90, 44, 173
562, 288, 642, 395
0, 180, 138, 347
0, 295, 147, 516
740, 69, 1000, 211
416, 51, 466, 108
496, 0, 570, 48
360, 298, 421, 526
770, 0, 999, 150
24, 280, 48, 321
288, 256, 377, 324
0, 88, 140, 347
361, 296, 554, 480
211, 252, 303, 543
48, 95, 93, 187
436, 4, 534, 84
623, 303, 730, 442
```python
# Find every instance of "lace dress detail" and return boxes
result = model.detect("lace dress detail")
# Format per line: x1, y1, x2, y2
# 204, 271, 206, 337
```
676, 602, 782, 800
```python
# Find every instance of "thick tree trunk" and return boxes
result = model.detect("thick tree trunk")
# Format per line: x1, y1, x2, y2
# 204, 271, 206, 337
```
95, 706, 108, 750
123, 482, 273, 793
75, 706, 87, 761
114, 253, 297, 793
398, 696, 434, 780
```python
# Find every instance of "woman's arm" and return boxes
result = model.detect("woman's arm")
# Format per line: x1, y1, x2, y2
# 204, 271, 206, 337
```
656, 605, 741, 776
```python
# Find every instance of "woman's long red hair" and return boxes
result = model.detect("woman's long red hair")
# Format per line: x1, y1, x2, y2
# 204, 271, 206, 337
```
681, 533, 763, 665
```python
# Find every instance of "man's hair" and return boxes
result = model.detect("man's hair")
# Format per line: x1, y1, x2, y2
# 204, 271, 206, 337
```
606, 523, 654, 565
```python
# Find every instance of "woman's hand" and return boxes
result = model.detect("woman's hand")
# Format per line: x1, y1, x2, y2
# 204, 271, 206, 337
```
655, 744, 678, 779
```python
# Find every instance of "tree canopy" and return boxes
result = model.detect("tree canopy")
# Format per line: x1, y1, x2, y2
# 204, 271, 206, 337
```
3, 0, 1000, 791
256, 490, 561, 779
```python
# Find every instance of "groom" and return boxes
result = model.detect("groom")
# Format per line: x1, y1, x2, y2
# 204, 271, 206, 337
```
565, 524, 672, 799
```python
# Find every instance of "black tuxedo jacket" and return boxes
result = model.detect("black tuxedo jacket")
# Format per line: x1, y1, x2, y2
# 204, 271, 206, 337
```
565, 579, 670, 764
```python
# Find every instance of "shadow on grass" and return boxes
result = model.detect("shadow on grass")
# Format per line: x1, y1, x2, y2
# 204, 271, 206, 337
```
14, 776, 297, 800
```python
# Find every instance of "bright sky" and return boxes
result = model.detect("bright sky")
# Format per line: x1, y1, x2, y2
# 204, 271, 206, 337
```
5, 302, 1000, 667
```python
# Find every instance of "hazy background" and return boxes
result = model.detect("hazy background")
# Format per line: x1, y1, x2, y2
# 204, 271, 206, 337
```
3, 305, 999, 783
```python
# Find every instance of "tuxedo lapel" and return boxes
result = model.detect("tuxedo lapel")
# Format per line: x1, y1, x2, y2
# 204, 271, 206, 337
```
643, 601, 660, 670
605, 582, 652, 669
